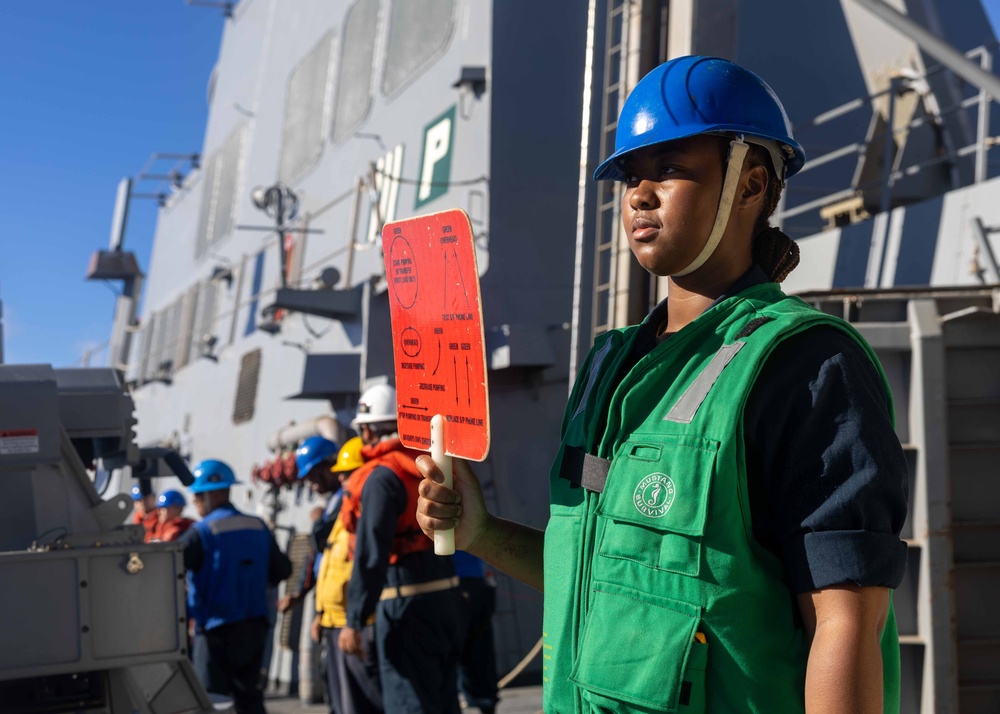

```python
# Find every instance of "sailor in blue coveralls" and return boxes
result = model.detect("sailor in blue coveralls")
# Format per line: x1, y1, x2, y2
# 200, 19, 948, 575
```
182, 459, 292, 714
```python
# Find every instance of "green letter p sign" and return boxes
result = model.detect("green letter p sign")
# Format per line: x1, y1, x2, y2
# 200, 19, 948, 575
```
415, 105, 456, 209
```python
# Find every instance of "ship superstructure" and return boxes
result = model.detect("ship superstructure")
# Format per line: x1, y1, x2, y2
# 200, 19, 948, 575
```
98, 0, 1000, 710
115, 0, 591, 685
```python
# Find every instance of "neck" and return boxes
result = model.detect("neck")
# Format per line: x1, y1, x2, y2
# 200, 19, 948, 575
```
664, 250, 752, 333
206, 499, 231, 515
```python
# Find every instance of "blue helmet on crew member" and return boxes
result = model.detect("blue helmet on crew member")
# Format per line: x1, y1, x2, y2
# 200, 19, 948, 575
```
157, 489, 187, 509
295, 436, 339, 478
593, 55, 805, 182
190, 459, 239, 493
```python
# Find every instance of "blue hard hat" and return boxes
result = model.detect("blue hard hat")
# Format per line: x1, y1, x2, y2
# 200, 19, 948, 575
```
157, 489, 186, 509
594, 56, 806, 182
296, 436, 339, 479
189, 459, 239, 493
131, 485, 143, 501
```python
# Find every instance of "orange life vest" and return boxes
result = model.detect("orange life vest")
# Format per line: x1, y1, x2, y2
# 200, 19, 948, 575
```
151, 516, 195, 543
340, 438, 431, 563
134, 509, 160, 542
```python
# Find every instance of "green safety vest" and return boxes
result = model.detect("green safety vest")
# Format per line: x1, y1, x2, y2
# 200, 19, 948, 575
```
542, 282, 900, 713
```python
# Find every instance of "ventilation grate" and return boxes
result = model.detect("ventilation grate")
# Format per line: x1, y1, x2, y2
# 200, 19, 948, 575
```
280, 32, 334, 183
331, 0, 379, 143
232, 348, 262, 424
382, 0, 455, 96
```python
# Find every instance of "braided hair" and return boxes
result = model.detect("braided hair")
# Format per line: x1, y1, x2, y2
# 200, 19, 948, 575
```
745, 144, 799, 283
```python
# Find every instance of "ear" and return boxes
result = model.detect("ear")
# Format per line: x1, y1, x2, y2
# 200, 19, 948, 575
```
739, 163, 769, 213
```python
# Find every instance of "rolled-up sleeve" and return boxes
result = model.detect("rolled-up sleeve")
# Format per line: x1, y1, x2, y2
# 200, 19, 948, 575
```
746, 326, 909, 594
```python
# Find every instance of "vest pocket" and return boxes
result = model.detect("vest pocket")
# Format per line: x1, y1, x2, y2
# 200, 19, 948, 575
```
569, 580, 706, 713
595, 435, 718, 577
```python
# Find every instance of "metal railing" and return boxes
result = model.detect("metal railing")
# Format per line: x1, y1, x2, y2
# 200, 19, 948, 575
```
776, 45, 997, 230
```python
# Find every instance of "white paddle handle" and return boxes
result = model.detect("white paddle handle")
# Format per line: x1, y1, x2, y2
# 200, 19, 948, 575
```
430, 414, 455, 555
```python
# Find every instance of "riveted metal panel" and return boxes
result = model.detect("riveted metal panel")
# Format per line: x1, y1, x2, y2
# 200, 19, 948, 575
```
90, 550, 180, 660
0, 558, 79, 671
0, 542, 187, 681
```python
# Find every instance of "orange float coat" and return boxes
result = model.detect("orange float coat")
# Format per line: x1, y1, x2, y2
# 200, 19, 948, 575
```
152, 516, 196, 543
340, 438, 431, 562
133, 509, 160, 543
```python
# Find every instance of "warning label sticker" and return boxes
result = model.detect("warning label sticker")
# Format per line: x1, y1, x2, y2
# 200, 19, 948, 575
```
382, 209, 490, 461
0, 429, 40, 455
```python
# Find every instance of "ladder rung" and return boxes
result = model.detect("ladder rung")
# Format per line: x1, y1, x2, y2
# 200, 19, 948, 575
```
950, 442, 1000, 451
953, 560, 1000, 569
949, 397, 1000, 407
957, 637, 1000, 646
953, 519, 1000, 531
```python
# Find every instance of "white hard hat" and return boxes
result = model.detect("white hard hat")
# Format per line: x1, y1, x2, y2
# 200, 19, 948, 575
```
351, 384, 397, 429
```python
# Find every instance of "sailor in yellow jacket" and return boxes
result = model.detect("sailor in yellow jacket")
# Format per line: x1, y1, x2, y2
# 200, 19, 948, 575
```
311, 437, 382, 714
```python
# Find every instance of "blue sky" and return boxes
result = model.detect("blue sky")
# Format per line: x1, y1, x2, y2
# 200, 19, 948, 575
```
2, 1, 1000, 367
0, 1, 224, 366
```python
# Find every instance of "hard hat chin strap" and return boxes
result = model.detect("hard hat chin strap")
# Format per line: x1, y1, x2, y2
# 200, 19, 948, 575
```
673, 138, 749, 277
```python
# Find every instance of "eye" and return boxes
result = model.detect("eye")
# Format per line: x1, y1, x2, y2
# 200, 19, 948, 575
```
620, 164, 677, 184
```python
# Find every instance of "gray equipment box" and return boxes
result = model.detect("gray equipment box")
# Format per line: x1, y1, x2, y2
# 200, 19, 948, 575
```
0, 541, 187, 680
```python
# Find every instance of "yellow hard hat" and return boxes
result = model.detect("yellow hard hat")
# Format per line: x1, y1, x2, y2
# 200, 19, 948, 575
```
331, 436, 364, 473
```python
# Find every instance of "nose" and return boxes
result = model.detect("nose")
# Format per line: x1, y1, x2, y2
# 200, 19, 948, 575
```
627, 179, 658, 211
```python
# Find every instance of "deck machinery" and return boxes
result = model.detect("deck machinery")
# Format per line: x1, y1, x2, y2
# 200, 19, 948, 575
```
0, 365, 212, 714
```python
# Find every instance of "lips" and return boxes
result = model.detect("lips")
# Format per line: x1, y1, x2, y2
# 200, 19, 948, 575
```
630, 216, 660, 242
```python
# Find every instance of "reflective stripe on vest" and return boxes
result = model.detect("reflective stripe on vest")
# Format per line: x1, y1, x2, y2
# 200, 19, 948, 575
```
207, 514, 267, 535
664, 341, 745, 424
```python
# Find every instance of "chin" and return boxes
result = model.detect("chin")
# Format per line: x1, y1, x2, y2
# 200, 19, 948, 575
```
630, 244, 681, 277
633, 254, 676, 278
644, 262, 674, 277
